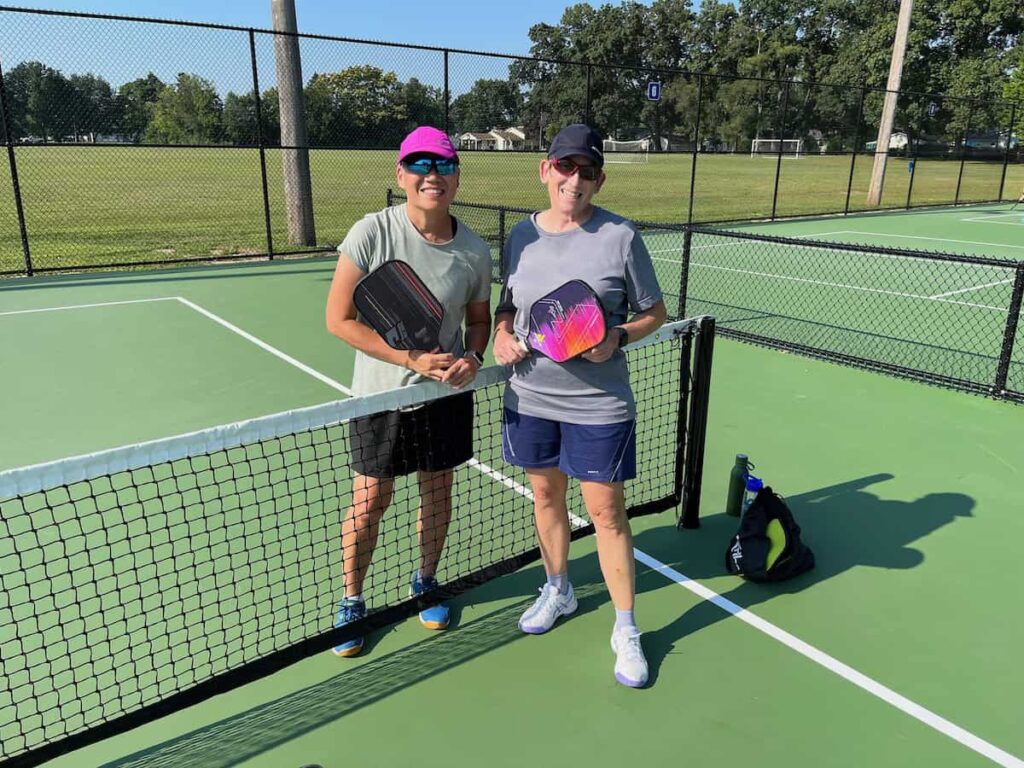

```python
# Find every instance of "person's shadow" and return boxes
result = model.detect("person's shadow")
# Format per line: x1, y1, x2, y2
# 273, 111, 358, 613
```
632, 473, 975, 685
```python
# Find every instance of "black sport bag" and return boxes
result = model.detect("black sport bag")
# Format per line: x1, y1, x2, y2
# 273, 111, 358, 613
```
725, 487, 815, 582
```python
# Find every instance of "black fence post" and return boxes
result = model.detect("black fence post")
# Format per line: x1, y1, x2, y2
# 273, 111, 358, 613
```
497, 207, 506, 279
954, 101, 973, 205
249, 29, 274, 260
585, 65, 592, 125
677, 228, 692, 320
443, 50, 450, 135
386, 187, 394, 207
906, 100, 920, 209
770, 81, 791, 220
0, 56, 33, 276
998, 102, 1017, 202
687, 74, 703, 225
994, 263, 1024, 396
845, 86, 866, 215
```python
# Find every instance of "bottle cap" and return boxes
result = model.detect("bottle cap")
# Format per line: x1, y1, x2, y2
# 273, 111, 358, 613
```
745, 474, 763, 492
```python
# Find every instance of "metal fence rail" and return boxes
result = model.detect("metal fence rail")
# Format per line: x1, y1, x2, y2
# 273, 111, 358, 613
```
403, 193, 1023, 403
682, 227, 1024, 402
1, 5, 1022, 278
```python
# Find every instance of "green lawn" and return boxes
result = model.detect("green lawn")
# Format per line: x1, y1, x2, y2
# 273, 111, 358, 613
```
0, 146, 1020, 273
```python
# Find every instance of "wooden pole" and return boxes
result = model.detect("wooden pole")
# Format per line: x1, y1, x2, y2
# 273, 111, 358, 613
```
866, 0, 913, 206
271, 0, 316, 246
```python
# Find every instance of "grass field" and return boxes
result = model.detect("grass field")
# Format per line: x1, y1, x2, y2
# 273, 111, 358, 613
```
1, 147, 1022, 274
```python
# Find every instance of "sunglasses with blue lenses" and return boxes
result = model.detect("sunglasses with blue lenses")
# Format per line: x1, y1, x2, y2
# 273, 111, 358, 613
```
402, 157, 460, 176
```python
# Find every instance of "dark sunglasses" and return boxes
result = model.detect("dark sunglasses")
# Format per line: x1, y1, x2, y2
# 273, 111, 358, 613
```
551, 157, 601, 181
402, 157, 460, 176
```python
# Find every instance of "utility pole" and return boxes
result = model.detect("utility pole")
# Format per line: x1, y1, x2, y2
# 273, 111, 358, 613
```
867, 0, 913, 206
271, 0, 316, 245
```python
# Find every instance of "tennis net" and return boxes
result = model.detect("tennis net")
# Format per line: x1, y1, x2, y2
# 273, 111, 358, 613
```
0, 316, 714, 767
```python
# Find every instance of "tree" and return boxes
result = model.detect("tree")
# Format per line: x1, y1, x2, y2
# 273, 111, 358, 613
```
450, 78, 523, 133
68, 73, 115, 140
144, 73, 224, 144
304, 65, 405, 147
222, 88, 280, 145
401, 78, 445, 132
116, 74, 165, 143
4, 61, 76, 141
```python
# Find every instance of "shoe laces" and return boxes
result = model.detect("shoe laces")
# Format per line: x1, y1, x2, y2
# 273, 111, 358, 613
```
337, 599, 365, 624
616, 630, 644, 661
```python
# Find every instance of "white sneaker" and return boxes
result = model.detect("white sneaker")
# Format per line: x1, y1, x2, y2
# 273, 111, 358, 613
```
518, 583, 578, 634
611, 627, 648, 688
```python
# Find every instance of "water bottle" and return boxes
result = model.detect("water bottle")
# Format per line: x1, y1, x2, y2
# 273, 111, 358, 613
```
742, 473, 763, 516
726, 454, 752, 517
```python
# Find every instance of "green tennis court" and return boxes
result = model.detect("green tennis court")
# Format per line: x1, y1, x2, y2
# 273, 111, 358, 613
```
1, 228, 1023, 767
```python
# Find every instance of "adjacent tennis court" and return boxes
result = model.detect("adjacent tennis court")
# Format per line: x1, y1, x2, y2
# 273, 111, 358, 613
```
2, 229, 1022, 767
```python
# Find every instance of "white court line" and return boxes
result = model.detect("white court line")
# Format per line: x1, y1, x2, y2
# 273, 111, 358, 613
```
961, 213, 1021, 222
212, 311, 1019, 765
961, 217, 1024, 228
633, 552, 1024, 768
466, 462, 1021, 764
829, 230, 1024, 252
0, 294, 353, 396
175, 297, 352, 396
647, 231, 849, 256
687, 261, 1007, 312
0, 296, 179, 317
929, 279, 1014, 299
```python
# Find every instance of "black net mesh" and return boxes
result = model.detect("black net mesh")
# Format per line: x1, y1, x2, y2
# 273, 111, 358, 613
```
0, 317, 712, 766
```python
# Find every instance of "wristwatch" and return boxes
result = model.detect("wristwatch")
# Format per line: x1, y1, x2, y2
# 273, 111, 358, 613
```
614, 327, 629, 349
466, 350, 485, 366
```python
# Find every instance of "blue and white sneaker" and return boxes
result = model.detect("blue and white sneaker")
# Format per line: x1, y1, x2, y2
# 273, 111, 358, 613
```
411, 573, 450, 630
331, 597, 365, 657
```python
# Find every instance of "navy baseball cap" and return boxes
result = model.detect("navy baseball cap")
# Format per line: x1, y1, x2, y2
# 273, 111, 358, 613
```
548, 124, 604, 167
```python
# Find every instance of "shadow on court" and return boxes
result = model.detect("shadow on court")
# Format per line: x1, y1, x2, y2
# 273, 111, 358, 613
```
634, 473, 975, 685
101, 570, 611, 768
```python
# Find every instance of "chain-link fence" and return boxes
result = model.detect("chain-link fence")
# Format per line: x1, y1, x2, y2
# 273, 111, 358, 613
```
682, 227, 1024, 402
395, 192, 1023, 403
1, 5, 1022, 277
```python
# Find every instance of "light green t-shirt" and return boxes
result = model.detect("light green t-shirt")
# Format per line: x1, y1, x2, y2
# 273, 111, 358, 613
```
339, 204, 493, 396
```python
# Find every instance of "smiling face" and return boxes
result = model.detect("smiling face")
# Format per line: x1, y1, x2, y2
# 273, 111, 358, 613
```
539, 154, 605, 218
397, 153, 460, 214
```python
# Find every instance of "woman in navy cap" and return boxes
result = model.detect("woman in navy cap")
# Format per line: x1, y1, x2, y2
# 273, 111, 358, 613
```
493, 123, 667, 687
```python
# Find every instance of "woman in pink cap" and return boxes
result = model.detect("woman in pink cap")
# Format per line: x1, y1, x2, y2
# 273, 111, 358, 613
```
325, 126, 493, 657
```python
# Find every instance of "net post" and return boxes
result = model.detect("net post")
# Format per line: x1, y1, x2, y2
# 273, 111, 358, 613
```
994, 263, 1024, 395
678, 315, 715, 529
0, 56, 33, 276
997, 102, 1016, 201
249, 28, 275, 260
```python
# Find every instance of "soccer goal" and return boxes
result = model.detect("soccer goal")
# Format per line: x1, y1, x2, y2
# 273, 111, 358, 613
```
750, 138, 804, 158
603, 138, 649, 163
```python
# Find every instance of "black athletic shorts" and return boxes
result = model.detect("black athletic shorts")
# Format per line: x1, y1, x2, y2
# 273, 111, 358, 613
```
348, 391, 474, 478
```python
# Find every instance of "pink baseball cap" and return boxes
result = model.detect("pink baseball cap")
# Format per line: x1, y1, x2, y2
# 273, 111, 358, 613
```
398, 126, 459, 163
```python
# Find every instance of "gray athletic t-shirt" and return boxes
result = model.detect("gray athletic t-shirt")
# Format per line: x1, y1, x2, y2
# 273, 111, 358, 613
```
339, 204, 492, 396
496, 206, 663, 424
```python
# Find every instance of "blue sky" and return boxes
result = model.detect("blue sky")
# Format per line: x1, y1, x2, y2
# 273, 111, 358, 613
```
2, 1, 626, 97
5, 0, 598, 56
